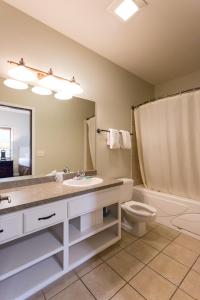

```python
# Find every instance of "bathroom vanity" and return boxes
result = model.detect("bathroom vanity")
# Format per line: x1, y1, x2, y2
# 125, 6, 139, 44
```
0, 178, 123, 300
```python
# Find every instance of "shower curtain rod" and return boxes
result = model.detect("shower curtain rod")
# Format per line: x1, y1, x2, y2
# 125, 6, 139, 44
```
132, 85, 200, 110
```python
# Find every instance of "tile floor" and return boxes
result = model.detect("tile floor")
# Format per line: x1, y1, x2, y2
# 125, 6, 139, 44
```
29, 223, 200, 300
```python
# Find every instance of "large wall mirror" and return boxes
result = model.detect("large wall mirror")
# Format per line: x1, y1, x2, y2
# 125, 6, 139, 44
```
0, 77, 96, 180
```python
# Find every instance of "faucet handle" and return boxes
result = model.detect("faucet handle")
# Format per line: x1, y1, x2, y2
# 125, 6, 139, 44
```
63, 166, 70, 174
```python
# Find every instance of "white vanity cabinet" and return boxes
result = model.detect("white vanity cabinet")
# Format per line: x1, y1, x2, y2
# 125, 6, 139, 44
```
0, 185, 121, 300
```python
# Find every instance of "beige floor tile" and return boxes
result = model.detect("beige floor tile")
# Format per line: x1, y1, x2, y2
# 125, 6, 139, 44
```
43, 271, 78, 299
126, 240, 159, 264
192, 256, 200, 274
180, 270, 200, 300
107, 250, 144, 281
118, 230, 137, 248
171, 289, 194, 300
153, 225, 180, 241
99, 243, 122, 261
129, 267, 176, 300
75, 256, 103, 277
163, 243, 199, 267
111, 284, 145, 300
149, 253, 188, 285
141, 231, 171, 251
148, 221, 159, 229
28, 292, 45, 300
174, 233, 200, 254
51, 280, 94, 300
82, 263, 125, 300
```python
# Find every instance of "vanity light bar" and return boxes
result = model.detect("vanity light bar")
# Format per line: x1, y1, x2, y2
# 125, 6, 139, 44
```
7, 58, 80, 86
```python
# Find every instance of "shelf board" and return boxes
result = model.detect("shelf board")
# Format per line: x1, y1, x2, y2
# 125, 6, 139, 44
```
0, 256, 63, 300
69, 226, 120, 270
0, 230, 63, 281
69, 215, 118, 246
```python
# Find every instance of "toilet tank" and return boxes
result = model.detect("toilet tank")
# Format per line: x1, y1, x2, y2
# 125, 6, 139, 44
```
118, 178, 134, 203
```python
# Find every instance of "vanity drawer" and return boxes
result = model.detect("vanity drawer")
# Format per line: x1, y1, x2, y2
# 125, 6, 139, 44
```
0, 212, 23, 244
68, 187, 120, 218
24, 201, 66, 233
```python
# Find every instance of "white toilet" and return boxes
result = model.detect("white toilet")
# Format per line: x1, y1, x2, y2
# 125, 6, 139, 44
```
119, 178, 157, 237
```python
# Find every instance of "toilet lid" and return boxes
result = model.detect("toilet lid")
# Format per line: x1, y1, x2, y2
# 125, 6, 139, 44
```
124, 201, 157, 217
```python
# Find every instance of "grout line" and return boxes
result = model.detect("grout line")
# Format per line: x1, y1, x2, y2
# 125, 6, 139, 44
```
107, 258, 147, 299
109, 283, 147, 300
79, 276, 98, 300
128, 283, 147, 300
169, 254, 200, 300
124, 232, 182, 288
75, 260, 104, 278
103, 250, 148, 299
178, 288, 196, 300
43, 275, 80, 300
42, 290, 47, 300
161, 250, 198, 268
98, 247, 123, 262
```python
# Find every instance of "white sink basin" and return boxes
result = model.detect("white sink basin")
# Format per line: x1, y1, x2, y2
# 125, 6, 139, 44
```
63, 177, 103, 187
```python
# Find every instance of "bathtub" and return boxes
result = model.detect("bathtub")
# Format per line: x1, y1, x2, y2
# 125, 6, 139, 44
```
133, 185, 200, 240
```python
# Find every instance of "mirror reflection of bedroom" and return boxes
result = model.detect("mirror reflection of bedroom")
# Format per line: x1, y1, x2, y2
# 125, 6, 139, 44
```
0, 105, 32, 178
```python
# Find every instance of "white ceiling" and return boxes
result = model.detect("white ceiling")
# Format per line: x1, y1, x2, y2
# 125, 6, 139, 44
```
3, 0, 200, 84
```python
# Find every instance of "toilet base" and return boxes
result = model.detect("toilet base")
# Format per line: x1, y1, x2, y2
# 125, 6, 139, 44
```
122, 220, 147, 237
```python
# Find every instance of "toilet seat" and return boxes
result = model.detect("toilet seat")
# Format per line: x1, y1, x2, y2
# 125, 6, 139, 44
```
123, 201, 157, 217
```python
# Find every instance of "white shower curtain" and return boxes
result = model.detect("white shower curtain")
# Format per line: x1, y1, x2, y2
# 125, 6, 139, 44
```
87, 117, 96, 168
134, 91, 200, 201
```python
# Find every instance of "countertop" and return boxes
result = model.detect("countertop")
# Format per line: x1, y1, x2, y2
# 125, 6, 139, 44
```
0, 178, 123, 215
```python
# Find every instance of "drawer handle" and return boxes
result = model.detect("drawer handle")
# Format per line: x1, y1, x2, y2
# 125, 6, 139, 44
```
0, 195, 11, 203
0, 229, 3, 233
38, 213, 56, 221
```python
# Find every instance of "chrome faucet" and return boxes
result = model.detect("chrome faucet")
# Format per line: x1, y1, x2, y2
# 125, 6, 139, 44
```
63, 166, 70, 174
76, 170, 85, 179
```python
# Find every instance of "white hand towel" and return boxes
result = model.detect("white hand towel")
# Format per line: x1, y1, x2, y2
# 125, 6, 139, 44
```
107, 129, 120, 149
120, 130, 132, 149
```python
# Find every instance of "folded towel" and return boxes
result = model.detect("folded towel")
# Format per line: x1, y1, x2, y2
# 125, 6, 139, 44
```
120, 130, 132, 149
107, 128, 120, 149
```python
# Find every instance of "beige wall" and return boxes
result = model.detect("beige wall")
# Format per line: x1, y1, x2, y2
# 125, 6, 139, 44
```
155, 69, 200, 97
0, 2, 154, 178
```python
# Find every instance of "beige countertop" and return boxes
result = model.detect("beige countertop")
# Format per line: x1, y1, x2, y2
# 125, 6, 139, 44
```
0, 178, 123, 215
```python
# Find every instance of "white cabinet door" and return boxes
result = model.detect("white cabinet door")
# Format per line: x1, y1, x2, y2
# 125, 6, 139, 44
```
0, 212, 23, 244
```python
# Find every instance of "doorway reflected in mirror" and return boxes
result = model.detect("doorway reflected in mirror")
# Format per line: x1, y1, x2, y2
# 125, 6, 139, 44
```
0, 105, 32, 178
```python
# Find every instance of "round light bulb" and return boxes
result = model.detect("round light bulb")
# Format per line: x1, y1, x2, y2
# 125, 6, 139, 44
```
8, 65, 37, 82
54, 91, 72, 100
70, 81, 83, 95
4, 79, 28, 90
39, 75, 64, 90
32, 86, 52, 96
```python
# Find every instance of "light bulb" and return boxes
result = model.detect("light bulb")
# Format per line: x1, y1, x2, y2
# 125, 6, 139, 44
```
8, 65, 37, 82
61, 77, 83, 95
4, 79, 28, 90
70, 82, 83, 95
54, 91, 72, 100
32, 86, 52, 95
39, 75, 65, 91
115, 0, 139, 21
